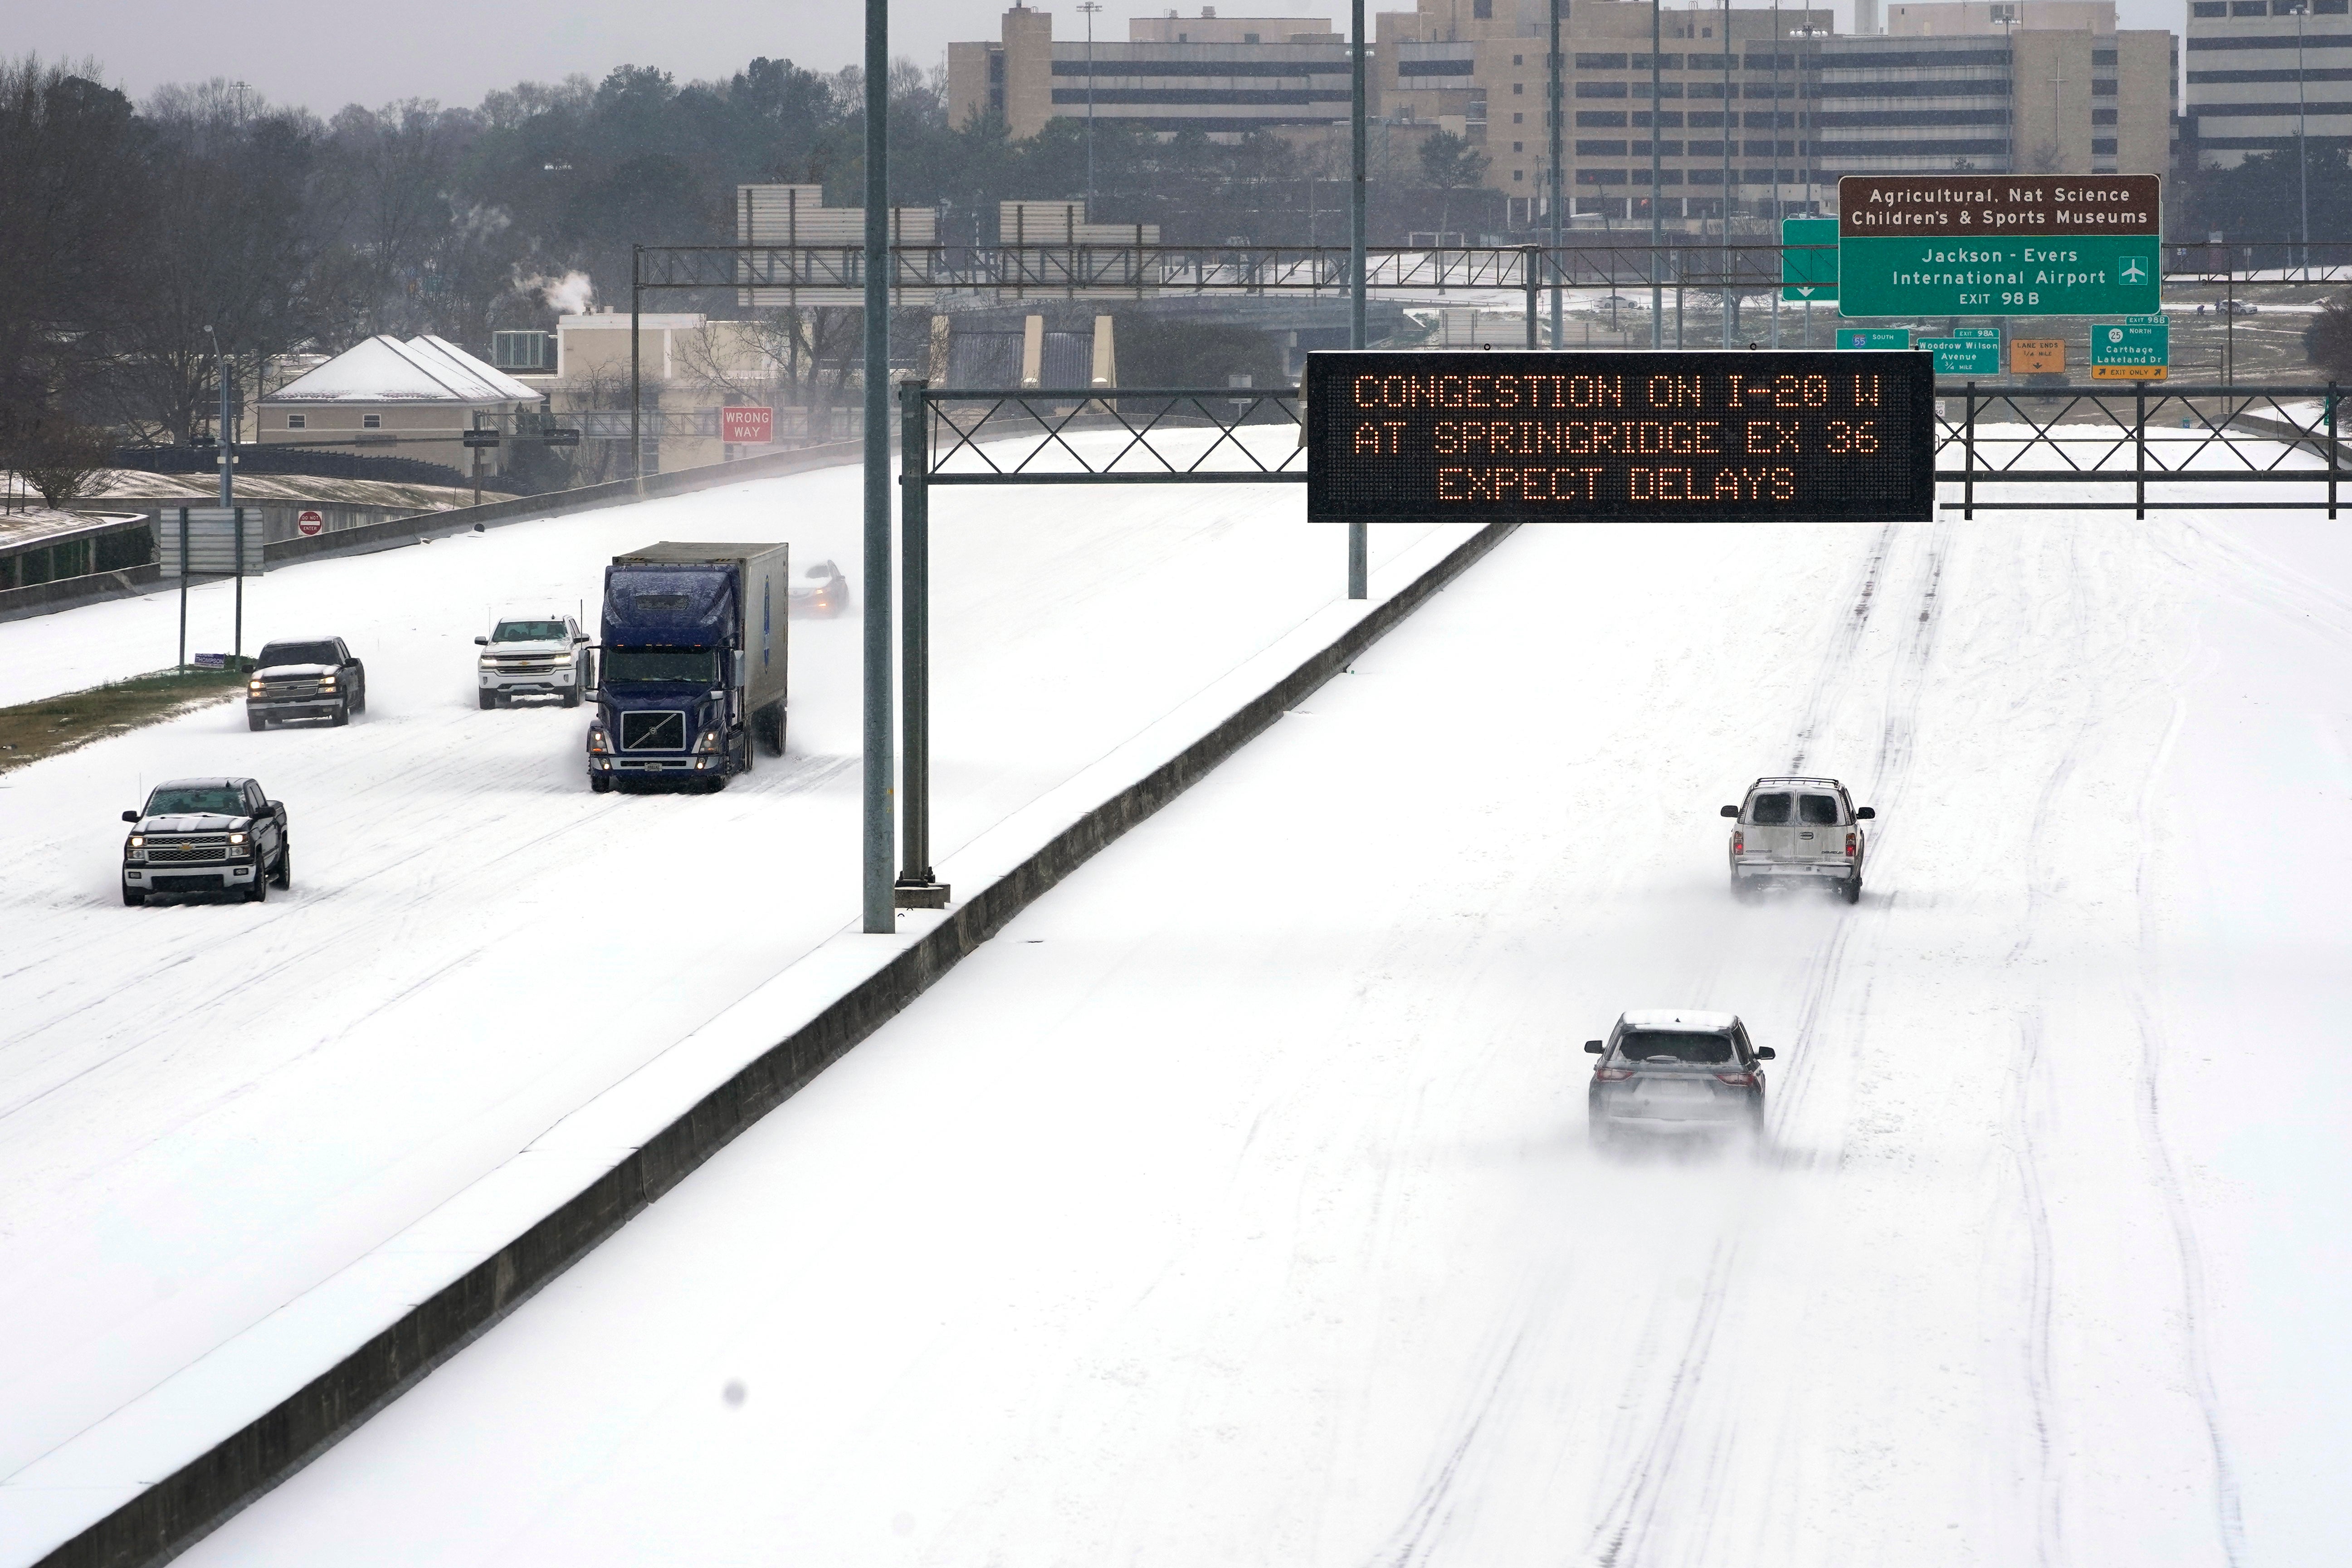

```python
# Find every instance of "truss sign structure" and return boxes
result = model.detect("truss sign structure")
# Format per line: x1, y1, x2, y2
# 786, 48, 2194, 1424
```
1304, 351, 1936, 525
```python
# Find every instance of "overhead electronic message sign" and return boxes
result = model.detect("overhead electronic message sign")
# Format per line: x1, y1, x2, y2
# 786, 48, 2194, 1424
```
1304, 350, 1936, 526
1837, 175, 2161, 318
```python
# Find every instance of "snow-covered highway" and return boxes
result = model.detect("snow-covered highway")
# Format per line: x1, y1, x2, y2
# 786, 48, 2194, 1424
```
162, 503, 2352, 1564
0, 448, 1472, 1509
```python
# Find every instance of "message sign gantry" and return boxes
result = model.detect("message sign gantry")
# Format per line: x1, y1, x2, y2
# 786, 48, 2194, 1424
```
1304, 350, 1936, 526
1837, 175, 2161, 319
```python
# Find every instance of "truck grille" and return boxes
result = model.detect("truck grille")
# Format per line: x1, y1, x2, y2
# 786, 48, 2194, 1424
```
259, 680, 323, 698
620, 710, 687, 751
489, 655, 567, 670
148, 838, 229, 864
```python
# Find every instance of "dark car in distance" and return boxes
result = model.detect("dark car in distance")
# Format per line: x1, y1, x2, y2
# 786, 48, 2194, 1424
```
248, 637, 366, 729
786, 560, 851, 618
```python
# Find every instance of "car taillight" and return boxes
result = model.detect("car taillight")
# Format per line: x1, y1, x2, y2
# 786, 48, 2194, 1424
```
1595, 1066, 1634, 1081
1732, 831, 1745, 855
1715, 1071, 1756, 1087
1845, 832, 1857, 855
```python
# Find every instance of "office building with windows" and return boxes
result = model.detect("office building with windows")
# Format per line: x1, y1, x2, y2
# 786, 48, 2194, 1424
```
947, 5, 1349, 141
2181, 0, 2350, 167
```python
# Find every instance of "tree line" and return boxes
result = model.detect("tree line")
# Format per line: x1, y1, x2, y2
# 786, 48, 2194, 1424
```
0, 47, 1513, 499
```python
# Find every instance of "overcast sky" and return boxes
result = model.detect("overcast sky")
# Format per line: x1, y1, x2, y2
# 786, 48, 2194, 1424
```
17, 0, 2180, 117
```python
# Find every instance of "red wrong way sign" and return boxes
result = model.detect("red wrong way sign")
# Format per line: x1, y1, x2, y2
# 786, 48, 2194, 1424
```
721, 405, 774, 446
296, 509, 325, 536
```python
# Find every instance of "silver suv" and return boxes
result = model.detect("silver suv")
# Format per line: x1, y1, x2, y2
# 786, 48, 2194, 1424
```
1586, 1010, 1772, 1147
1722, 776, 1874, 902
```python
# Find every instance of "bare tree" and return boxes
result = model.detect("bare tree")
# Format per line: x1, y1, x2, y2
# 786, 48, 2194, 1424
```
14, 414, 113, 506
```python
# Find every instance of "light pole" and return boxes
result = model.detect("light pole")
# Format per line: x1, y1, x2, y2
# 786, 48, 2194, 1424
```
1650, 0, 1663, 346
1721, 0, 1734, 348
1349, 0, 1368, 599
1771, 0, 1781, 348
1548, 0, 1565, 349
2298, 1, 2311, 272
203, 324, 230, 509
1078, 0, 1103, 207
861, 0, 893, 934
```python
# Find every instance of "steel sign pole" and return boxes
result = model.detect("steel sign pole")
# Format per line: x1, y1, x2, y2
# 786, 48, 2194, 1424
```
863, 0, 896, 934
177, 508, 189, 670
1349, 0, 1369, 600
898, 379, 935, 893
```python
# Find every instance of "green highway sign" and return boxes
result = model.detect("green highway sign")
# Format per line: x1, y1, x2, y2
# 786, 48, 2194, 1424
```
1835, 175, 2162, 318
1838, 234, 2160, 318
1950, 327, 2001, 340
1782, 215, 1839, 302
2091, 314, 2169, 379
1918, 335, 2002, 375
1836, 328, 1910, 350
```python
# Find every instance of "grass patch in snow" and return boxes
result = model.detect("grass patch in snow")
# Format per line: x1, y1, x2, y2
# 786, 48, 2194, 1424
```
0, 667, 248, 773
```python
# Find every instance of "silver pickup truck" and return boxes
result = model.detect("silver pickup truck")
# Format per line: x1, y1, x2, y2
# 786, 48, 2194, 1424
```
121, 778, 291, 906
1722, 776, 1874, 902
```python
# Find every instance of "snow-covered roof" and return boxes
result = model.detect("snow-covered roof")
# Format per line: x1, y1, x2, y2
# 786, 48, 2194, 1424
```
264, 335, 540, 405
1619, 1009, 1742, 1031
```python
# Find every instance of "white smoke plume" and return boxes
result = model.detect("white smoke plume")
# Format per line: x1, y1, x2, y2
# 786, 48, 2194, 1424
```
514, 268, 594, 315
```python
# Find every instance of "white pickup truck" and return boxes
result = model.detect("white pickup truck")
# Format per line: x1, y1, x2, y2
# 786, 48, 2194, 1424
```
475, 614, 591, 709
1722, 776, 1875, 903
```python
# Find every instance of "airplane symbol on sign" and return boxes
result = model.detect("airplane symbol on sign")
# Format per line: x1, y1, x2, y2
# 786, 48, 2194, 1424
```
2120, 256, 2150, 284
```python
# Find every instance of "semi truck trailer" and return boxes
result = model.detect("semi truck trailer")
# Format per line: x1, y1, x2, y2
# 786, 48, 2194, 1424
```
586, 542, 789, 793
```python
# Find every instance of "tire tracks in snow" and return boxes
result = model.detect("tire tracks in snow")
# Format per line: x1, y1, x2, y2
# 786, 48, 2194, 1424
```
1567, 519, 1950, 1568
2128, 688, 2248, 1568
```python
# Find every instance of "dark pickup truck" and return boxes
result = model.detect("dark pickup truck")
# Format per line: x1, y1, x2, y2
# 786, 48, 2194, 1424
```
122, 777, 291, 905
248, 637, 367, 730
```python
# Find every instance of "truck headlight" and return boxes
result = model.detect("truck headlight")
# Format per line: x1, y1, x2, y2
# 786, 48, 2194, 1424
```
248, 681, 264, 695
693, 729, 721, 754
587, 726, 610, 755
318, 677, 337, 690
228, 832, 246, 845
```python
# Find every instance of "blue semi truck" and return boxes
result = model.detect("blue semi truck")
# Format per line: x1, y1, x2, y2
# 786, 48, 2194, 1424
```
586, 542, 790, 793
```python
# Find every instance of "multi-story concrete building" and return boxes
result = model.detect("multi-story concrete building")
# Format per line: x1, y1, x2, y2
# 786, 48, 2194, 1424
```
947, 5, 1349, 141
1376, 0, 1830, 225
1815, 24, 2172, 179
950, 0, 2177, 227
1378, 0, 2171, 219
2181, 0, 2349, 169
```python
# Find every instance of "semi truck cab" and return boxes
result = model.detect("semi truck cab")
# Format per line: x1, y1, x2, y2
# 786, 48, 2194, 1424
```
587, 543, 789, 794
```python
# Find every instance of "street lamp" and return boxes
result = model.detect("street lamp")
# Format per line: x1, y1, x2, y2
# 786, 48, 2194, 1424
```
2296, 0, 2311, 273
1650, 0, 1663, 346
1078, 0, 1103, 208
203, 324, 230, 509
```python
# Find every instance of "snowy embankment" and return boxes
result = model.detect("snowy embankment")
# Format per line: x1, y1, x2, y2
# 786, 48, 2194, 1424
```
0, 430, 1474, 1562
172, 493, 2352, 1563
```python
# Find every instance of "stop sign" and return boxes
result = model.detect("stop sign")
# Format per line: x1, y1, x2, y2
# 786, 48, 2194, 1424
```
296, 509, 324, 536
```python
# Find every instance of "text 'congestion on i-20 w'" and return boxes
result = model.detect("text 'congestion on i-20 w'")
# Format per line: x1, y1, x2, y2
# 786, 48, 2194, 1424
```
1304, 350, 1937, 525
